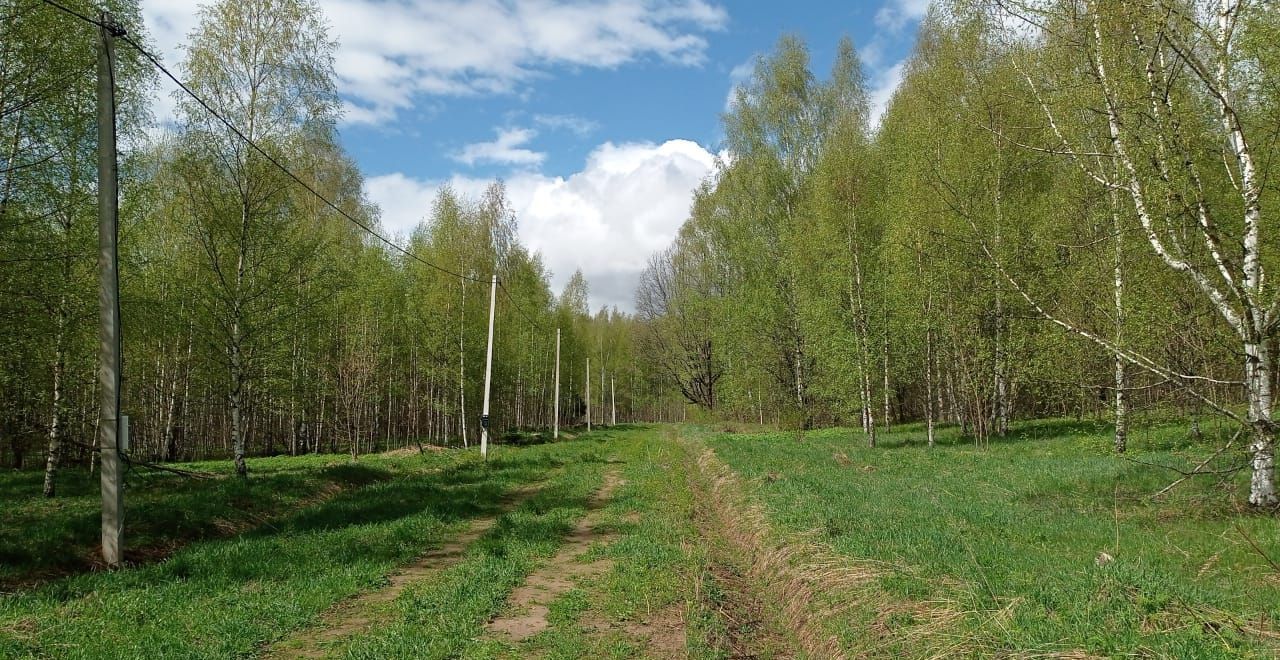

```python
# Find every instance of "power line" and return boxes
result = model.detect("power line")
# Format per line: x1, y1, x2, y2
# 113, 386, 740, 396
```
36, 0, 103, 28
121, 35, 488, 283
498, 279, 546, 330
38, 0, 488, 284
39, 0, 579, 329
41, 0, 561, 338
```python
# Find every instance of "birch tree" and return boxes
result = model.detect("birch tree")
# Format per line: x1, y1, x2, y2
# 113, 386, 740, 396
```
177, 0, 338, 476
992, 0, 1280, 504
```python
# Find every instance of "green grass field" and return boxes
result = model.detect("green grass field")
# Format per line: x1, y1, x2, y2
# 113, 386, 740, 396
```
1, 421, 1277, 658
708, 420, 1280, 657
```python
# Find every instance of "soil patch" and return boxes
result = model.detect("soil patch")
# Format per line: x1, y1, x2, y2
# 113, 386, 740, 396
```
623, 602, 686, 657
266, 481, 544, 658
486, 470, 623, 642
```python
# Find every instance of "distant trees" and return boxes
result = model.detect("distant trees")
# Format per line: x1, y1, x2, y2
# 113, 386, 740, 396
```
0, 0, 667, 491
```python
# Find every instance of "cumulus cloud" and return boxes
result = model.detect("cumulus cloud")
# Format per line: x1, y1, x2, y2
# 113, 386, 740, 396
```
453, 127, 546, 167
363, 172, 444, 235
141, 0, 727, 126
366, 139, 718, 312
861, 0, 929, 126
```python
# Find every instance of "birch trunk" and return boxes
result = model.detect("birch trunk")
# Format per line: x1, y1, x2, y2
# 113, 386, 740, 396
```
925, 293, 936, 448
882, 328, 891, 431
42, 294, 67, 497
1245, 340, 1276, 505
992, 162, 1010, 437
1112, 189, 1127, 454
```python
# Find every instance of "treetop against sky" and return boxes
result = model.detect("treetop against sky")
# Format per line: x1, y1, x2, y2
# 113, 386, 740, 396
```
140, 0, 926, 311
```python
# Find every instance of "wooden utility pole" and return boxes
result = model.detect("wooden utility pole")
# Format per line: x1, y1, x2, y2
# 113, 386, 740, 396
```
553, 328, 560, 439
586, 358, 591, 432
97, 11, 124, 568
480, 274, 496, 460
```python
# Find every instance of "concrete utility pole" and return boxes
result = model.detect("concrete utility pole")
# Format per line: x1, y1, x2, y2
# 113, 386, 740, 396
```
611, 376, 616, 426
97, 11, 124, 568
586, 358, 591, 432
553, 328, 560, 439
480, 274, 496, 460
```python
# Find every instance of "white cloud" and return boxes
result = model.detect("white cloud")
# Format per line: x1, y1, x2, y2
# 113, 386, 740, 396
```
363, 172, 443, 235
141, 0, 727, 126
874, 0, 930, 32
724, 58, 755, 111
453, 127, 546, 167
861, 0, 929, 127
532, 114, 599, 137
869, 60, 906, 127
366, 139, 718, 312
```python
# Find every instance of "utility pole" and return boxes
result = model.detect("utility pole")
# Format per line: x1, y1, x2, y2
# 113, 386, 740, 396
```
553, 328, 560, 439
480, 274, 496, 460
611, 376, 616, 426
598, 335, 604, 428
97, 11, 124, 568
586, 358, 591, 432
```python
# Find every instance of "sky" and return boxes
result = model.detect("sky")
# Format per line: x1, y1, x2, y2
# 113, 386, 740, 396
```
139, 0, 928, 312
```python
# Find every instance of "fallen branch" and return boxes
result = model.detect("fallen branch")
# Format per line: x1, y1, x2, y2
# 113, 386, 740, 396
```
1234, 523, 1280, 574
1117, 429, 1245, 499
62, 437, 218, 479
126, 458, 218, 480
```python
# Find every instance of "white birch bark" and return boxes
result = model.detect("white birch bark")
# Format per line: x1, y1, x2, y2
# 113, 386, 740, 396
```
992, 0, 1275, 503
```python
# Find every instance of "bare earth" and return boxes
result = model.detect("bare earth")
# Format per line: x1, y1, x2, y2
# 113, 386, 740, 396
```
264, 481, 544, 659
486, 470, 625, 642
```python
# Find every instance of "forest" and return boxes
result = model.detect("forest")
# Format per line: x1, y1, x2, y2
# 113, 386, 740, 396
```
1, 0, 681, 493
2, 0, 1280, 656
5, 0, 1276, 506
638, 0, 1280, 507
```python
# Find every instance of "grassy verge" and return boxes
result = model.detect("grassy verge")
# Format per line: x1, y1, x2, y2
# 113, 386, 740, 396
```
708, 419, 1280, 657
0, 441, 587, 658
0, 452, 467, 588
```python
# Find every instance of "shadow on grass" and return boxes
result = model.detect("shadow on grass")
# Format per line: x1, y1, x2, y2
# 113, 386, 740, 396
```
1, 467, 365, 589
262, 453, 569, 537
0, 443, 591, 592
860, 417, 1231, 452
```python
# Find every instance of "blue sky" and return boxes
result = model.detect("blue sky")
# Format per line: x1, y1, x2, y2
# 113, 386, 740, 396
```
142, 0, 927, 311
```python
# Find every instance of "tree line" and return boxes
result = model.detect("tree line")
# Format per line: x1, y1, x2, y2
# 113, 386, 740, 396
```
1, 0, 681, 494
6, 0, 1277, 507
635, 0, 1279, 506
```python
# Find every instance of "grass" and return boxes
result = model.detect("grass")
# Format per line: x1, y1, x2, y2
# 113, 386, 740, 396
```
0, 451, 469, 588
510, 425, 718, 659
0, 426, 719, 659
0, 439, 601, 658
707, 418, 1280, 657
4, 419, 1276, 658
337, 424, 718, 659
